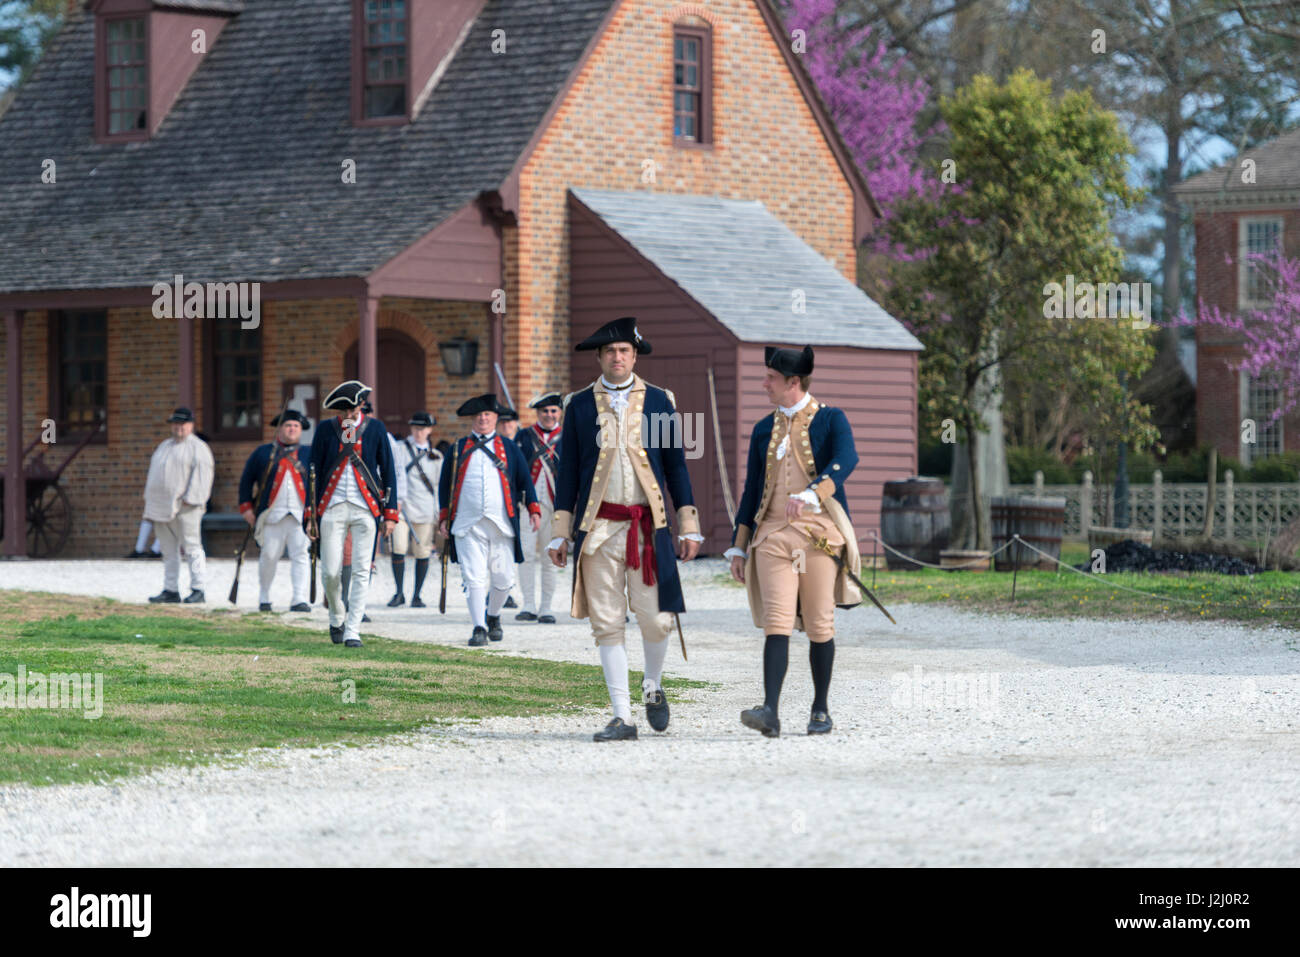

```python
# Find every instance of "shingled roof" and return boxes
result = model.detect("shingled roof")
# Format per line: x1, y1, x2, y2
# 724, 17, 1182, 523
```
1173, 127, 1300, 206
571, 188, 922, 352
0, 0, 617, 293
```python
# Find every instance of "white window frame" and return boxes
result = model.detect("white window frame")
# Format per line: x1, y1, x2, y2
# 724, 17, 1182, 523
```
1240, 371, 1283, 466
1238, 216, 1284, 310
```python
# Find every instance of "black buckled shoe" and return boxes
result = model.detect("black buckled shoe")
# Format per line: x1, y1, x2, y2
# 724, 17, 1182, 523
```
362, 614, 371, 622
410, 596, 425, 608
486, 614, 503, 642
344, 638, 363, 648
807, 710, 833, 735
644, 686, 670, 733
329, 624, 344, 644
183, 590, 205, 604
387, 593, 405, 607
515, 610, 538, 621
504, 596, 517, 608
259, 602, 273, 612
148, 590, 181, 604
468, 626, 489, 647
741, 705, 781, 738
289, 602, 311, 612
593, 718, 637, 742
537, 614, 556, 624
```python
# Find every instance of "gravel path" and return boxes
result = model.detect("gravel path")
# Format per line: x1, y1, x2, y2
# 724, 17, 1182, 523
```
1, 557, 1298, 866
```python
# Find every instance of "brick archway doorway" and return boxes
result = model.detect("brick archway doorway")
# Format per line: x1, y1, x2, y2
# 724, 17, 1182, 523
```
344, 329, 425, 435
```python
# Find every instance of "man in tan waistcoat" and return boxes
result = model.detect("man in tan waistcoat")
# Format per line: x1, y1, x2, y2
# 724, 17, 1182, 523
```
725, 346, 862, 737
144, 407, 215, 604
548, 317, 702, 742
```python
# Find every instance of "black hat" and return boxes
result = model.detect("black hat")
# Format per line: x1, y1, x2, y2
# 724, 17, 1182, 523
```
323, 379, 372, 411
361, 401, 374, 414
529, 391, 563, 410
270, 409, 308, 427
456, 393, 509, 417
765, 345, 814, 377
498, 408, 518, 422
574, 316, 651, 355
167, 407, 194, 423
408, 411, 435, 427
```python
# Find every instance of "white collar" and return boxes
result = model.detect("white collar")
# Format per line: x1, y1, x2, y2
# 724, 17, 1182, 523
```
473, 431, 496, 442
601, 375, 634, 391
779, 393, 812, 417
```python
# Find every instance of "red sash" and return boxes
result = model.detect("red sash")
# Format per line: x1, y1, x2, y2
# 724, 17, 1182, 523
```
596, 502, 656, 586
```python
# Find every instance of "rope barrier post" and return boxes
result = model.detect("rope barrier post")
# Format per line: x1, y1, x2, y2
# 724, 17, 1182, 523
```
1012, 534, 1020, 602
872, 531, 878, 589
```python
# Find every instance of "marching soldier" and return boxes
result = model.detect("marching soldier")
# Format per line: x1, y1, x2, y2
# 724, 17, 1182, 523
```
725, 346, 862, 737
387, 411, 443, 608
547, 317, 702, 742
514, 391, 564, 623
144, 407, 215, 604
437, 394, 540, 646
238, 409, 312, 612
306, 380, 399, 648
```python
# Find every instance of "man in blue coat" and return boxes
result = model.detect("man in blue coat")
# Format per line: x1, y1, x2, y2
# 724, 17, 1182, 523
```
237, 409, 312, 612
437, 393, 540, 647
306, 380, 399, 648
724, 346, 863, 737
548, 317, 702, 742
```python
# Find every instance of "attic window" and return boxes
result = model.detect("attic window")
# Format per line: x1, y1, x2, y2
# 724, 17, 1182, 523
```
105, 17, 147, 136
673, 24, 712, 146
360, 0, 408, 120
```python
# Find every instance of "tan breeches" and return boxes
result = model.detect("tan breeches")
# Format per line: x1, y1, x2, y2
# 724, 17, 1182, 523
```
579, 523, 671, 648
753, 522, 839, 642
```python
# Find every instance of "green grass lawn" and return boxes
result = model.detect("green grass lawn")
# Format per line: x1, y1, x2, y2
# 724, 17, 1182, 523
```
715, 540, 1300, 629
0, 591, 704, 788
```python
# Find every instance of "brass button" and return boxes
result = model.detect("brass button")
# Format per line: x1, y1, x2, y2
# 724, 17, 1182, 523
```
832, 464, 840, 471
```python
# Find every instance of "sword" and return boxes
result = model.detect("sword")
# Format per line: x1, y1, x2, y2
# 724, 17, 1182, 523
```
493, 362, 515, 413
673, 612, 687, 661
804, 529, 897, 625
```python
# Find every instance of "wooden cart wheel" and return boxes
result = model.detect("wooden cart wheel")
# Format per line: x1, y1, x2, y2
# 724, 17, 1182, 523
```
27, 484, 72, 558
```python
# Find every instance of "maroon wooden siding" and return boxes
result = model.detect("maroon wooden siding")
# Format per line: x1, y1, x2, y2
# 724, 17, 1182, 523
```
568, 195, 738, 553
149, 9, 228, 136
568, 194, 919, 555
736, 344, 917, 555
370, 199, 501, 301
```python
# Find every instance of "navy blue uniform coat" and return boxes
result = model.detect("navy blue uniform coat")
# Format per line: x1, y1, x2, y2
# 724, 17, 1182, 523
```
438, 433, 540, 564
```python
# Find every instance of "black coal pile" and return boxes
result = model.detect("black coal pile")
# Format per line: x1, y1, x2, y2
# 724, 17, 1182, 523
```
1075, 539, 1260, 576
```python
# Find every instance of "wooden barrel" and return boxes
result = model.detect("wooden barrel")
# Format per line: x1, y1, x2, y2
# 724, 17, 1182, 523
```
880, 476, 950, 570
991, 496, 1065, 571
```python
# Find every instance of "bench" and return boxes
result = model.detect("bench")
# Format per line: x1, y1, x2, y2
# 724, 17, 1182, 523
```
201, 511, 247, 551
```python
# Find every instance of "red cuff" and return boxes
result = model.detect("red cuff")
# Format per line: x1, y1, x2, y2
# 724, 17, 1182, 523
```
383, 508, 400, 523
239, 501, 254, 515
439, 507, 449, 521
528, 502, 541, 516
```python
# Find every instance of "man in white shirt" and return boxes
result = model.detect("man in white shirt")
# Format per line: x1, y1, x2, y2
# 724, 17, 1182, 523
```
237, 409, 312, 612
437, 394, 540, 646
388, 411, 442, 608
144, 407, 215, 604
514, 391, 564, 623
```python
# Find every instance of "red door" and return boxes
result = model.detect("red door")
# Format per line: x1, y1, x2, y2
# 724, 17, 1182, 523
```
344, 330, 426, 435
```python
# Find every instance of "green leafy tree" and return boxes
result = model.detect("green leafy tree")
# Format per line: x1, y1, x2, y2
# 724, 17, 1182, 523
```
884, 69, 1156, 548
0, 0, 64, 95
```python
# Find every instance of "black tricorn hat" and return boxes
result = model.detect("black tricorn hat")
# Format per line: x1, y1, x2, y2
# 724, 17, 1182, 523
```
166, 406, 195, 423
270, 409, 308, 427
456, 393, 509, 417
574, 316, 651, 355
408, 411, 435, 427
529, 391, 563, 410
765, 345, 815, 377
323, 379, 372, 411
498, 407, 519, 422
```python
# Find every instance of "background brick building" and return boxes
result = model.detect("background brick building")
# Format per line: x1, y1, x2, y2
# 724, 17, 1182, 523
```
1, 0, 919, 559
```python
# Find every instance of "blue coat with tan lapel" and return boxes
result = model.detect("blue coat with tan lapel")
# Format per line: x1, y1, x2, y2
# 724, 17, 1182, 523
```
552, 373, 700, 616
437, 433, 540, 564
731, 395, 863, 624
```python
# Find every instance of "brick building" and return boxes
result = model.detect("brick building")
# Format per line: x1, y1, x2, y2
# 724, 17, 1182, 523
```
1, 0, 919, 559
1174, 128, 1300, 464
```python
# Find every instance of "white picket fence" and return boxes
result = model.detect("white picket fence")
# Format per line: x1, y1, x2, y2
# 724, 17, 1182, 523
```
1008, 470, 1300, 542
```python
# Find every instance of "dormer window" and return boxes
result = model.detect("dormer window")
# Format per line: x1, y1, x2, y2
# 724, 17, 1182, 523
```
673, 23, 712, 146
104, 16, 148, 137
358, 0, 408, 121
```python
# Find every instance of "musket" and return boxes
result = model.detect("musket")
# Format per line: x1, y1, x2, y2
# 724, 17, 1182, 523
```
439, 438, 460, 614
804, 530, 897, 625
673, 612, 687, 661
308, 464, 318, 604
